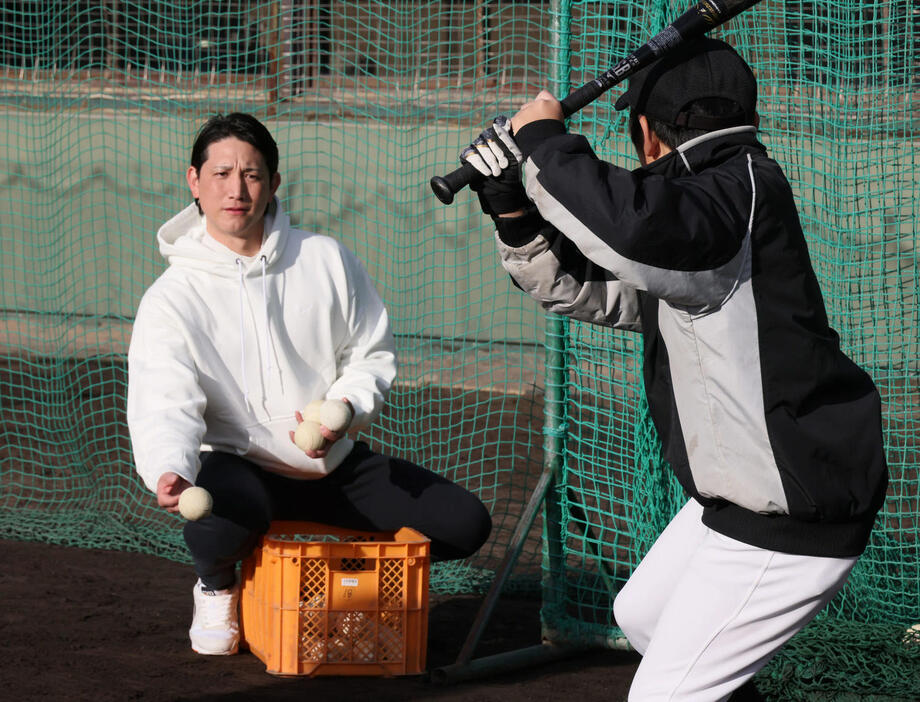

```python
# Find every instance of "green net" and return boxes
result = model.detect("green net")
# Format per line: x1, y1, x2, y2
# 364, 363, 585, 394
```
0, 1, 917, 699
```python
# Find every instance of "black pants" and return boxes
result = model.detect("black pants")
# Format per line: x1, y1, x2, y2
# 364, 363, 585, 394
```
184, 442, 493, 589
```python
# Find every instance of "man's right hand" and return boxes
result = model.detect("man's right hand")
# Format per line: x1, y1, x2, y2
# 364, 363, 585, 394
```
460, 115, 530, 218
510, 90, 564, 134
157, 472, 192, 513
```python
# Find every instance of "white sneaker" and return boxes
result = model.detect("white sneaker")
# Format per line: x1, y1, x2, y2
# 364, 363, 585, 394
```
189, 579, 240, 655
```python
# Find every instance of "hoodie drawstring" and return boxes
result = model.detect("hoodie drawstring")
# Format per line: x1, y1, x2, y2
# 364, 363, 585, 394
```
260, 255, 273, 375
236, 258, 250, 407
236, 256, 278, 408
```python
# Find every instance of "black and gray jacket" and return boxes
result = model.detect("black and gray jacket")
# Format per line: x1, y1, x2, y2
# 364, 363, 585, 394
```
496, 119, 887, 558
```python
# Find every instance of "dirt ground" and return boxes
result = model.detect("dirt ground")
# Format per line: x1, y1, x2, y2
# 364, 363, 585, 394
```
0, 538, 641, 702
0, 352, 644, 701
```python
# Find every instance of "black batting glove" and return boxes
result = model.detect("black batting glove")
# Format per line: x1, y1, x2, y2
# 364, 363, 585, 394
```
460, 115, 529, 217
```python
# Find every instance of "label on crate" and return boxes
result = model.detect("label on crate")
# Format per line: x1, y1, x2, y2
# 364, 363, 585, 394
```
340, 577, 360, 587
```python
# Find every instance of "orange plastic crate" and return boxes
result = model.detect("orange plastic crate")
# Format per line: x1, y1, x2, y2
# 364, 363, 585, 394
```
240, 521, 430, 676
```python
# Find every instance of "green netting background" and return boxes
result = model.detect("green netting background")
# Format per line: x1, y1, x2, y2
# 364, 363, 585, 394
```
0, 2, 916, 699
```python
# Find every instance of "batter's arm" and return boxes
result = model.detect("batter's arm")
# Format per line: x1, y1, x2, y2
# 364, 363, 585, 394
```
494, 210, 643, 331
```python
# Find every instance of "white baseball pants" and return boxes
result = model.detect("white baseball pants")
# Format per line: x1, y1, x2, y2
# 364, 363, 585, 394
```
613, 499, 857, 701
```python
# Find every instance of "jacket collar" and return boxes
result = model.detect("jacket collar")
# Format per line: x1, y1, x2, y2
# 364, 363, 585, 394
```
640, 126, 764, 178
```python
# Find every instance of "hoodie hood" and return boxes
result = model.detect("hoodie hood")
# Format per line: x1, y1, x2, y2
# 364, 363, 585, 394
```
157, 197, 287, 276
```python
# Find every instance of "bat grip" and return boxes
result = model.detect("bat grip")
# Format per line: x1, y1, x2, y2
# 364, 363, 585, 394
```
430, 161, 481, 205
429, 80, 606, 204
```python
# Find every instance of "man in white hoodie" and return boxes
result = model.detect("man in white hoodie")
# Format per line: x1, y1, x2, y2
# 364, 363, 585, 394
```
127, 113, 492, 656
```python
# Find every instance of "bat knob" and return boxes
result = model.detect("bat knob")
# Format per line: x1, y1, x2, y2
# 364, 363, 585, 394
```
429, 176, 456, 205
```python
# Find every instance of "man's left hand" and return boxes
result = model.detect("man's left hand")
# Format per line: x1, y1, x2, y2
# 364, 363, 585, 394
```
289, 397, 354, 459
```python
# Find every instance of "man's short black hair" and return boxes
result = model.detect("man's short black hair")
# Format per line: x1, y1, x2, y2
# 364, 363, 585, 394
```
629, 97, 748, 152
190, 113, 279, 177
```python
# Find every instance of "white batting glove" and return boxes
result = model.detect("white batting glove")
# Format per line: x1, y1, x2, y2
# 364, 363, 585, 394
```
459, 116, 529, 217
462, 115, 524, 177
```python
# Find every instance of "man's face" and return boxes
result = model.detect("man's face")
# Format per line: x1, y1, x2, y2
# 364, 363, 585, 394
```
186, 136, 280, 252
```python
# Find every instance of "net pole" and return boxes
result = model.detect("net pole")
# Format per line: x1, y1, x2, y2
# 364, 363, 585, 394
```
538, 0, 574, 637
266, 0, 283, 113
429, 1, 579, 685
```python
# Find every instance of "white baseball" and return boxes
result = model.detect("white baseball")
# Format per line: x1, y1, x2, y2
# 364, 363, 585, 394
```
301, 399, 324, 423
178, 486, 213, 521
905, 623, 920, 643
294, 420, 325, 452
320, 399, 352, 433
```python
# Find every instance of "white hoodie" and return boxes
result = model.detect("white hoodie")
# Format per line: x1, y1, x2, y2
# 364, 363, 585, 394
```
127, 198, 396, 493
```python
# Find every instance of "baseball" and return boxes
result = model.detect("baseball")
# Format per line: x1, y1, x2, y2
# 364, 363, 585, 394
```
320, 399, 352, 433
178, 486, 213, 521
301, 399, 324, 424
294, 420, 325, 452
904, 623, 920, 644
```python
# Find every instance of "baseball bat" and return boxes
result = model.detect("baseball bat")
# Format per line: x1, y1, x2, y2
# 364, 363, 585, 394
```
430, 0, 764, 204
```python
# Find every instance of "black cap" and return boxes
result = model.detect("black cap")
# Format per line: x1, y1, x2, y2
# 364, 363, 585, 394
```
614, 38, 757, 130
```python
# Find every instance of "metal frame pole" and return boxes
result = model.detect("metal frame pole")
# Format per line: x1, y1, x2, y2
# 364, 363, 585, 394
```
429, 0, 607, 685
